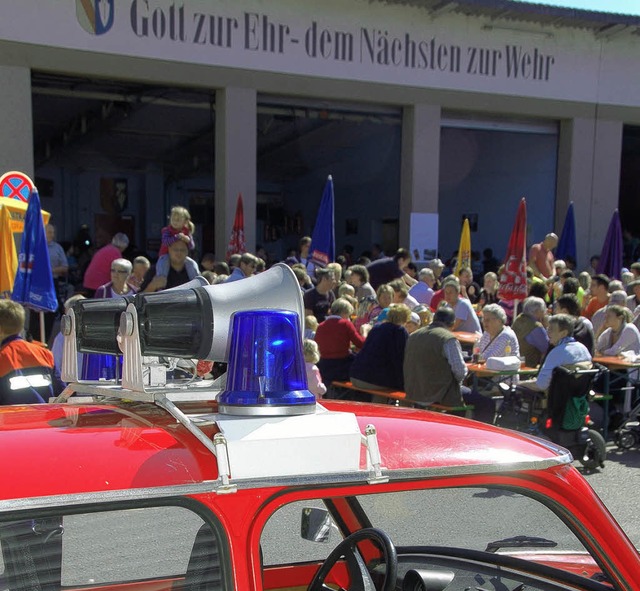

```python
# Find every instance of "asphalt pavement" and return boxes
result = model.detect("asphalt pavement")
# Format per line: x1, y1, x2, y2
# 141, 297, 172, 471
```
580, 442, 640, 548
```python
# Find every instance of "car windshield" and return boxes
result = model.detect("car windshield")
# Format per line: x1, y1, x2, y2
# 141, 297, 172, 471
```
262, 485, 609, 588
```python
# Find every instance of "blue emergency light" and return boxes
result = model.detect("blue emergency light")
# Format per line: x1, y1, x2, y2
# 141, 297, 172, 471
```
217, 309, 316, 416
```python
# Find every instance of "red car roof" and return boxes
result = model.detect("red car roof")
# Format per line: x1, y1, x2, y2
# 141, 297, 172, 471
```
0, 399, 567, 502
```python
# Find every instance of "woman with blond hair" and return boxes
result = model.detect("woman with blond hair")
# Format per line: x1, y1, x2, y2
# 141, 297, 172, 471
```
350, 304, 412, 394
595, 305, 640, 356
369, 283, 394, 323
303, 339, 326, 399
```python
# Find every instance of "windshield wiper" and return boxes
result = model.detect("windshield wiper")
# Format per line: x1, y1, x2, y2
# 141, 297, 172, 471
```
485, 535, 558, 553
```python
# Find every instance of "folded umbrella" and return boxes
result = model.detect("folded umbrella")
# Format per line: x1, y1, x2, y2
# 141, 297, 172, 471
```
556, 202, 577, 267
596, 210, 623, 280
454, 217, 471, 276
310, 175, 335, 269
11, 188, 58, 342
226, 193, 246, 260
498, 198, 528, 304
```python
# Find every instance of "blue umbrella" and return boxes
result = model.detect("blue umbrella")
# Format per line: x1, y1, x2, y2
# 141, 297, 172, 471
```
12, 188, 58, 318
556, 202, 577, 267
596, 210, 623, 280
310, 175, 335, 269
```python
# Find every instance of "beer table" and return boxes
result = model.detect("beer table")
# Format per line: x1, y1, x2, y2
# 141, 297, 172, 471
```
465, 362, 539, 425
466, 362, 539, 392
592, 355, 640, 415
454, 331, 481, 351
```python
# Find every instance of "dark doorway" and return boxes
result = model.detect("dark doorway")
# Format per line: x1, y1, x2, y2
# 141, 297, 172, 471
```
619, 125, 640, 262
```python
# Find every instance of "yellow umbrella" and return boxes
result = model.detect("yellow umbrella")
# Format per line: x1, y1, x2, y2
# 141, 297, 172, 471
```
0, 196, 50, 232
455, 217, 472, 276
0, 205, 17, 297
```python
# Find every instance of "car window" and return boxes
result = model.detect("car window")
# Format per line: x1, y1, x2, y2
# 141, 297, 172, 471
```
261, 486, 605, 587
0, 505, 228, 590
261, 499, 338, 565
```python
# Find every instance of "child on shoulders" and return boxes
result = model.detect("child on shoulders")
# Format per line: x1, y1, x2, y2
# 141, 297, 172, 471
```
156, 205, 199, 279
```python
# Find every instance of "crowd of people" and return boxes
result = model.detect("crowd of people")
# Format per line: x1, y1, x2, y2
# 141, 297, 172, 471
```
288, 231, 640, 426
3, 204, 640, 422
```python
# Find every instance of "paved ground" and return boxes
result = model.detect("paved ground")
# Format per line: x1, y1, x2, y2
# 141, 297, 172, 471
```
580, 441, 640, 548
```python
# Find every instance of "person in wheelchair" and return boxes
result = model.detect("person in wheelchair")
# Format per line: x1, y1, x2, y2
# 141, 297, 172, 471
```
507, 314, 606, 469
516, 313, 592, 404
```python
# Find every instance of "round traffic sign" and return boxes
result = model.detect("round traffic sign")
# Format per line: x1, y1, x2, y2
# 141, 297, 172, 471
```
0, 171, 35, 203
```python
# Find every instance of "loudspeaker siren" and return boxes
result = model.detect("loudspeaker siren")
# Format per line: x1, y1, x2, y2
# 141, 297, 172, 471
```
73, 296, 132, 354
63, 264, 305, 390
190, 263, 305, 362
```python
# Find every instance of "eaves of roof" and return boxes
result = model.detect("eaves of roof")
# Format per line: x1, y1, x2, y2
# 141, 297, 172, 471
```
376, 0, 640, 34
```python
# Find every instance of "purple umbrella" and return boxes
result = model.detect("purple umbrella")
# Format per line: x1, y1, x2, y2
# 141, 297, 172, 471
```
596, 210, 623, 280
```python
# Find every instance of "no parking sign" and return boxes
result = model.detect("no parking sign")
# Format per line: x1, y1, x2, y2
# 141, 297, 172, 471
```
0, 171, 34, 203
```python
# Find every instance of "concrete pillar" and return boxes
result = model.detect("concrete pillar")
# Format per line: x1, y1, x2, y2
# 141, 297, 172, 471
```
144, 165, 165, 252
0, 66, 33, 177
215, 87, 257, 259
556, 117, 622, 269
399, 104, 441, 248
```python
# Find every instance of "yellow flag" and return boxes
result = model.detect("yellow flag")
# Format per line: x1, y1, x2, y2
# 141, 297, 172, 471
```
0, 205, 18, 298
455, 218, 471, 276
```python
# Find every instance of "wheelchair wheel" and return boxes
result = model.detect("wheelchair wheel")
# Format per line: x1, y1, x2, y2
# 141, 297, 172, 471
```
615, 429, 637, 450
580, 429, 606, 471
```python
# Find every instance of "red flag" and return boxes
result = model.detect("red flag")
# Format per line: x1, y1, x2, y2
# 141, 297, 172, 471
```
226, 194, 246, 259
498, 198, 528, 302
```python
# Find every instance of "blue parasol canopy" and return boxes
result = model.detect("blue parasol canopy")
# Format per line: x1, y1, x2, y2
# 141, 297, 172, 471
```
11, 188, 58, 313
556, 202, 577, 267
310, 175, 335, 269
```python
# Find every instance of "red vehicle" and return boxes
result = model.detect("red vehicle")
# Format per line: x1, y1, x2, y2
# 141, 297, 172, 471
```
0, 265, 638, 590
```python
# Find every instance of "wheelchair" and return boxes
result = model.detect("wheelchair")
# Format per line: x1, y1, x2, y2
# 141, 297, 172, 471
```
614, 398, 640, 449
495, 365, 606, 472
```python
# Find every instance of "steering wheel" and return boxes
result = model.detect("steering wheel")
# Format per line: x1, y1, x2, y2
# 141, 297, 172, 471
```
307, 527, 397, 591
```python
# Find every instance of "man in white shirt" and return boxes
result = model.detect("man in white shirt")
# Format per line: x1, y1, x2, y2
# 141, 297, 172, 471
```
443, 282, 482, 334
409, 268, 435, 306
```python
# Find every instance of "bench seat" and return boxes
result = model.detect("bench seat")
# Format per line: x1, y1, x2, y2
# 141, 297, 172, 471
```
331, 381, 474, 417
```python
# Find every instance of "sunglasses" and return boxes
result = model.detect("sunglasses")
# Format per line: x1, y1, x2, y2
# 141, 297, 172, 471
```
111, 269, 129, 274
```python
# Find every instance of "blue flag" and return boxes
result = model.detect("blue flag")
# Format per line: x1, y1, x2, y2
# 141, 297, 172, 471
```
12, 188, 58, 312
556, 202, 577, 266
310, 176, 335, 269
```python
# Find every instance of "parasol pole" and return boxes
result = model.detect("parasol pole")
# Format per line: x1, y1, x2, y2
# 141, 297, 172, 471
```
39, 311, 46, 344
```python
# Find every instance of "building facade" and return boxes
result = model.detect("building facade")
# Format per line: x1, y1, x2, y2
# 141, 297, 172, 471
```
0, 0, 638, 267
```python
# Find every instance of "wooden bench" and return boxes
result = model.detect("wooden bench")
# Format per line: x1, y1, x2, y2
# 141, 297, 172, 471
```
331, 381, 475, 417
